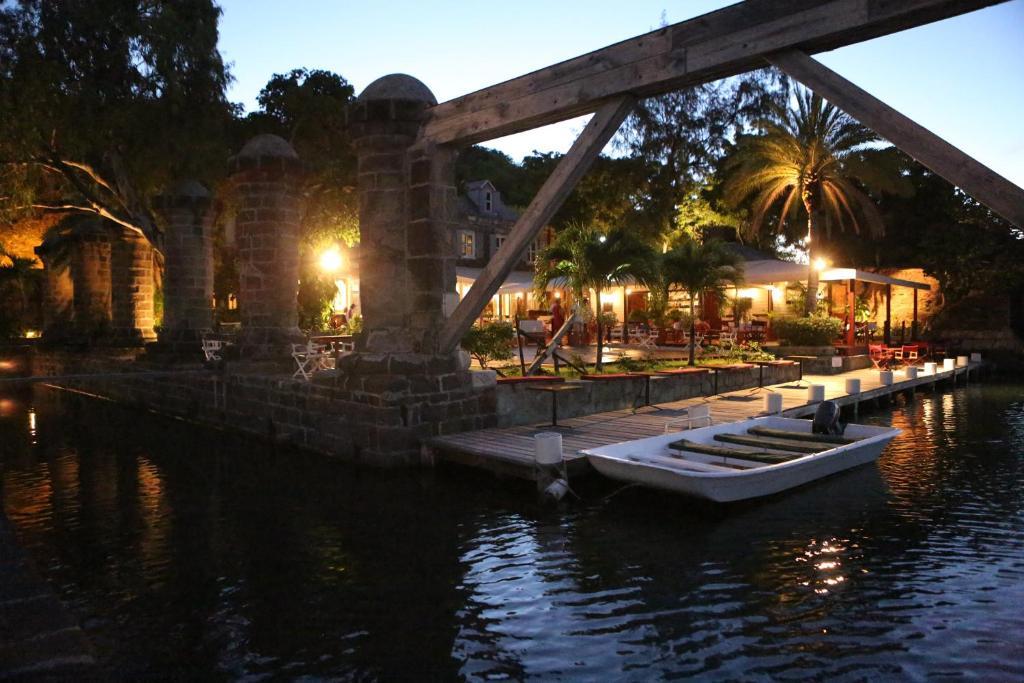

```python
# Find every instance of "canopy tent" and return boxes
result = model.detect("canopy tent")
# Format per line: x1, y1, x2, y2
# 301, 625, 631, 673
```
456, 266, 534, 293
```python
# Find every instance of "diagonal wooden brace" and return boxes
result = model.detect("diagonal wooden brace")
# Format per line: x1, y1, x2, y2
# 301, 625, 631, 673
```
437, 96, 635, 353
767, 48, 1024, 228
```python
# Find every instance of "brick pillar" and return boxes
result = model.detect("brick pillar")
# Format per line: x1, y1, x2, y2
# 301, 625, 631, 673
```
228, 134, 304, 357
154, 180, 214, 348
110, 229, 156, 345
34, 233, 75, 342
70, 222, 113, 339
339, 74, 495, 465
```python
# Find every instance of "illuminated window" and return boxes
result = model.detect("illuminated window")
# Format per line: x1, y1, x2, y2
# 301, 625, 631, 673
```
526, 238, 542, 264
227, 294, 238, 310
458, 231, 476, 258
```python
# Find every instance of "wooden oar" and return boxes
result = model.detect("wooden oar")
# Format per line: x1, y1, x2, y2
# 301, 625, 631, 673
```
746, 426, 855, 444
667, 439, 797, 464
715, 433, 836, 454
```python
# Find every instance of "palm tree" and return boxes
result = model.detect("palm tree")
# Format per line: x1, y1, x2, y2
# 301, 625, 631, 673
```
660, 238, 744, 366
534, 223, 657, 372
724, 87, 903, 315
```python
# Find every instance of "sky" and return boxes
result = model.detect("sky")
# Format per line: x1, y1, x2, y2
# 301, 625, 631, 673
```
216, 0, 1024, 187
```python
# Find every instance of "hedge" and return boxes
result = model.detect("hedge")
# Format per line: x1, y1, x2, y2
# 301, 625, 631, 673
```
772, 315, 843, 346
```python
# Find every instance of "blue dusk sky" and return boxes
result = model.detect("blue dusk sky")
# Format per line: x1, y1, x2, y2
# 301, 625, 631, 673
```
217, 1, 1024, 187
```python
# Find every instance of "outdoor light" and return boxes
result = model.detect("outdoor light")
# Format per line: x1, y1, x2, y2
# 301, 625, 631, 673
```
813, 257, 828, 272
319, 246, 342, 273
598, 235, 607, 243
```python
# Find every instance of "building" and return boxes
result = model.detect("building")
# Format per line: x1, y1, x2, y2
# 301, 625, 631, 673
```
329, 180, 550, 324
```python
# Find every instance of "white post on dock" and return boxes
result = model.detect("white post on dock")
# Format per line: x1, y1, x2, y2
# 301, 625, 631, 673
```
880, 370, 894, 386
924, 362, 937, 375
906, 366, 918, 379
956, 356, 968, 368
763, 391, 783, 415
807, 384, 825, 403
844, 378, 861, 420
943, 358, 955, 372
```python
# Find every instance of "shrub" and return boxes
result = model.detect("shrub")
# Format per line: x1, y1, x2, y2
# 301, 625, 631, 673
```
772, 315, 843, 345
461, 321, 514, 369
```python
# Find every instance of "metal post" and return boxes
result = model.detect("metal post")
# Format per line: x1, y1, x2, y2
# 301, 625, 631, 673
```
911, 289, 919, 341
884, 284, 892, 346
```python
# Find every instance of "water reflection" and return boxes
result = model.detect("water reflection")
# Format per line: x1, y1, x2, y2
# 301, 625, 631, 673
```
1, 384, 1023, 679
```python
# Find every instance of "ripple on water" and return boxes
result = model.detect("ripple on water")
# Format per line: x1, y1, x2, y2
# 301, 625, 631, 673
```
1, 384, 1023, 679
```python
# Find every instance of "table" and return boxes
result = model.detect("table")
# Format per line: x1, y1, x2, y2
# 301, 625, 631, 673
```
626, 371, 667, 411
526, 383, 584, 428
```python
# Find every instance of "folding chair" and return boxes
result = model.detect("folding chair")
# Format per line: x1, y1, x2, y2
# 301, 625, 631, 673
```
664, 403, 713, 433
292, 342, 330, 380
636, 328, 659, 350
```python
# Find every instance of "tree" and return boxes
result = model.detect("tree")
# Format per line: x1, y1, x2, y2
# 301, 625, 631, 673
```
723, 87, 906, 314
660, 238, 743, 365
533, 223, 657, 372
0, 0, 234, 248
616, 69, 787, 243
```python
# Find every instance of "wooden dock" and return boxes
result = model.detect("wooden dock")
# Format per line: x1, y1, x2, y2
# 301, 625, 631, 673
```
425, 363, 981, 480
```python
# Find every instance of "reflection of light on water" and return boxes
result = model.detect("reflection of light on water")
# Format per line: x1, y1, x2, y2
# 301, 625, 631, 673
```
796, 538, 848, 596
0, 398, 16, 417
28, 409, 36, 444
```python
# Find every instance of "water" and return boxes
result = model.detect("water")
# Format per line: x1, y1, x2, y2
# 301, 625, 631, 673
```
1, 383, 1023, 680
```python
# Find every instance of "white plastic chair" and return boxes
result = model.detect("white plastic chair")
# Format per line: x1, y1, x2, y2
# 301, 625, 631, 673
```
664, 403, 713, 433
201, 332, 230, 362
717, 329, 736, 351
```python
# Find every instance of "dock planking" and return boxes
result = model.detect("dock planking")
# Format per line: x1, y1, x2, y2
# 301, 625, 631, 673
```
425, 363, 979, 480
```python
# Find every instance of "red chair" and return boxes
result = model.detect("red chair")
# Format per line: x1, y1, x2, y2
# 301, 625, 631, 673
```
893, 344, 919, 364
869, 344, 894, 369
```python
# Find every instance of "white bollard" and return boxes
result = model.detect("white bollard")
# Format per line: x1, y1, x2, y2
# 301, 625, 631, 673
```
831, 356, 843, 369
880, 370, 894, 386
807, 384, 825, 403
763, 391, 783, 414
956, 355, 968, 368
844, 378, 861, 394
943, 358, 955, 372
970, 352, 982, 363
924, 362, 937, 375
906, 366, 919, 379
534, 432, 563, 465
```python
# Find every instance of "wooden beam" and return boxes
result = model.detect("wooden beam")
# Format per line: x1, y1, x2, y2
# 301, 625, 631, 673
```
422, 0, 1006, 146
437, 97, 635, 353
768, 48, 1024, 228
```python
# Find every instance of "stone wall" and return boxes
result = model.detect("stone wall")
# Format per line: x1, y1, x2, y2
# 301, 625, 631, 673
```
495, 364, 801, 427
30, 350, 497, 467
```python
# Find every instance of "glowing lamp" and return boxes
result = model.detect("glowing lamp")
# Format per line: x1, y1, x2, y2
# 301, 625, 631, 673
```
813, 257, 828, 272
319, 247, 343, 273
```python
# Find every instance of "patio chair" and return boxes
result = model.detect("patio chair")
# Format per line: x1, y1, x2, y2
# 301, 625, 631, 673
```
664, 403, 712, 433
609, 324, 627, 344
868, 343, 894, 370
892, 344, 919, 363
718, 329, 737, 351
635, 327, 659, 350
292, 341, 331, 381
201, 331, 232, 362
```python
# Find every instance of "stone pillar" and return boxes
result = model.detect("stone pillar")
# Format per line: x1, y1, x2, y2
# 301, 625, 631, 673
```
153, 180, 214, 348
35, 236, 75, 342
70, 222, 113, 339
228, 134, 304, 357
338, 74, 496, 465
109, 229, 156, 344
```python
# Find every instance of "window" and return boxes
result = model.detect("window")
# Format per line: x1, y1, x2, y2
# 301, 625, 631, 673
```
484, 191, 493, 212
494, 235, 506, 253
458, 230, 476, 258
526, 238, 542, 264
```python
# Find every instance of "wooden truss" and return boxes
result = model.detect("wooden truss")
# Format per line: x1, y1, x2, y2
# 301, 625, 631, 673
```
431, 0, 1019, 352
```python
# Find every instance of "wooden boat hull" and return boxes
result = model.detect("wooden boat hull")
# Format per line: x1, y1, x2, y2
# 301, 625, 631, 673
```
583, 416, 900, 503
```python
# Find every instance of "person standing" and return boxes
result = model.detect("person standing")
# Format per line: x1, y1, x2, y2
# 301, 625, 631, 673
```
550, 299, 565, 340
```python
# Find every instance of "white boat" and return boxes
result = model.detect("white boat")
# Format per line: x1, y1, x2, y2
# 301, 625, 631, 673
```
582, 416, 900, 503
